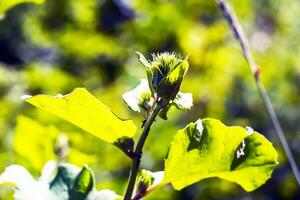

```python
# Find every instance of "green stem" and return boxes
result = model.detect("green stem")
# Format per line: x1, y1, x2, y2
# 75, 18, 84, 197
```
123, 103, 162, 200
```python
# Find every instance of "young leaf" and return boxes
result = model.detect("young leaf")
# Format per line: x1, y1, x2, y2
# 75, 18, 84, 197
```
70, 165, 95, 199
163, 118, 278, 192
122, 79, 152, 112
136, 170, 164, 195
23, 88, 137, 144
0, 0, 44, 15
172, 92, 193, 110
159, 92, 193, 120
49, 163, 82, 199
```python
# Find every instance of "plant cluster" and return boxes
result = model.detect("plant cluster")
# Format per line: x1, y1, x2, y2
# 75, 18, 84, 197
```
0, 52, 278, 200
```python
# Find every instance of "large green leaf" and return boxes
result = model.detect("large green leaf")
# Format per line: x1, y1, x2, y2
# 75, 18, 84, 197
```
163, 118, 278, 192
23, 88, 136, 143
0, 0, 44, 15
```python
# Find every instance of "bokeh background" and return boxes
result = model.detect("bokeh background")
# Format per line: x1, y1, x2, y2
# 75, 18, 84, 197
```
0, 0, 300, 199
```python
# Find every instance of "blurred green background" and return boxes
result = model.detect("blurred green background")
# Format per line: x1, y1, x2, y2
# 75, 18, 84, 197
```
0, 0, 300, 199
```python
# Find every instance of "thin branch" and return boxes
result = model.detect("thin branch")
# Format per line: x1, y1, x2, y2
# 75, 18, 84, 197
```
123, 103, 162, 200
216, 0, 300, 186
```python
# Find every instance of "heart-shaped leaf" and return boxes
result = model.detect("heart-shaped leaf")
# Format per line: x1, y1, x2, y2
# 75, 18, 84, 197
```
163, 118, 278, 191
23, 88, 137, 143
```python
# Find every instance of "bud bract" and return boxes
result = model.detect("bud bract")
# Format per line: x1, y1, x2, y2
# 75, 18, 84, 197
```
137, 52, 189, 103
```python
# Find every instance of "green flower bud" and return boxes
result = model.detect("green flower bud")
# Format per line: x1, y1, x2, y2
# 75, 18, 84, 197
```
137, 52, 189, 104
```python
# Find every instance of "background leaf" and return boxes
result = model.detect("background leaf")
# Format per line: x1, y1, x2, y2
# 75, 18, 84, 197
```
164, 118, 278, 191
0, 163, 120, 200
14, 115, 58, 170
0, 0, 44, 15
14, 115, 97, 171
0, 165, 55, 200
24, 88, 137, 144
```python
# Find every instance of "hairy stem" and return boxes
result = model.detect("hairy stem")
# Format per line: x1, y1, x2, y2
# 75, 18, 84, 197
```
123, 103, 162, 200
216, 0, 300, 186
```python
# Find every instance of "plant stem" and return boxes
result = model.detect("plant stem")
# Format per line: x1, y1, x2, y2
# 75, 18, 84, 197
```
216, 0, 300, 186
123, 103, 162, 200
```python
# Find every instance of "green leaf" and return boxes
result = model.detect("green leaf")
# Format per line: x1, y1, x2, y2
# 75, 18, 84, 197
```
49, 164, 94, 200
14, 115, 59, 170
172, 92, 193, 110
0, 163, 121, 200
122, 79, 152, 112
164, 118, 278, 192
136, 51, 150, 69
158, 105, 171, 120
49, 163, 81, 199
114, 137, 134, 157
136, 170, 164, 196
159, 92, 193, 120
70, 165, 95, 199
23, 88, 137, 143
0, 0, 44, 16
14, 115, 97, 169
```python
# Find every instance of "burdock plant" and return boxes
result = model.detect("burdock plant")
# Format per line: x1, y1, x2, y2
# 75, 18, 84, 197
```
0, 51, 278, 200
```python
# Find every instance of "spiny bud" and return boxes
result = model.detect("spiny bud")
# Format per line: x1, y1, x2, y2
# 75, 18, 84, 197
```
136, 52, 189, 105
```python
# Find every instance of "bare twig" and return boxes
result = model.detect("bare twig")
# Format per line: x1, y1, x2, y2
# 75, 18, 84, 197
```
216, 0, 300, 186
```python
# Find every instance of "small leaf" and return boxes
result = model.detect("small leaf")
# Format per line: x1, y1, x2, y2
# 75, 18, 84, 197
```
158, 92, 193, 120
24, 88, 137, 143
172, 92, 193, 110
136, 170, 164, 196
136, 51, 150, 68
114, 137, 135, 157
158, 105, 171, 120
70, 165, 95, 199
122, 79, 152, 112
164, 118, 278, 192
1, 163, 120, 200
49, 163, 81, 199
136, 170, 154, 195
0, 0, 44, 16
